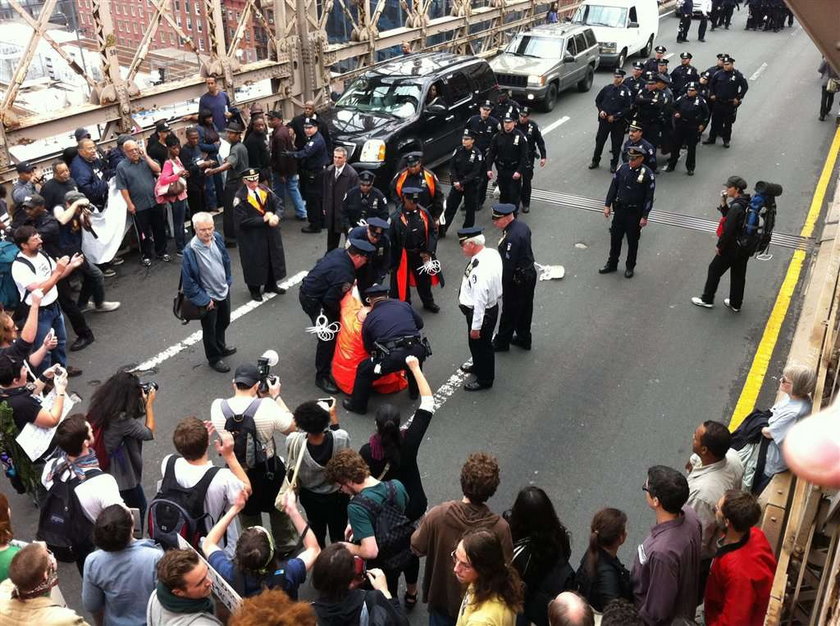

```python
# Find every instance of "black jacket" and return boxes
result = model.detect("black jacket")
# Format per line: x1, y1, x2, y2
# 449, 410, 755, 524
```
575, 548, 633, 612
312, 589, 408, 625
717, 194, 750, 254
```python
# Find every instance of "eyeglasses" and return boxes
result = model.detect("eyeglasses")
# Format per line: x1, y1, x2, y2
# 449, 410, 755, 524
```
451, 550, 473, 570
370, 229, 384, 236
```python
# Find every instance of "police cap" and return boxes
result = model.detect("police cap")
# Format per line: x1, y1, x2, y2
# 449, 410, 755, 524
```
225, 121, 245, 134
722, 56, 735, 63
348, 238, 376, 254
502, 111, 516, 122
680, 51, 693, 60
401, 186, 422, 201
405, 153, 422, 166
242, 168, 261, 181
686, 82, 698, 91
457, 226, 483, 242
364, 283, 390, 298
463, 128, 477, 139
632, 61, 645, 70
657, 58, 669, 66
716, 52, 728, 59
644, 73, 657, 85
358, 170, 376, 183
518, 107, 531, 116
613, 68, 627, 77
724, 175, 747, 191
627, 146, 646, 159
480, 100, 493, 109
628, 120, 643, 131
366, 217, 389, 230
21, 194, 45, 207
302, 117, 317, 127
654, 45, 666, 54
491, 204, 517, 219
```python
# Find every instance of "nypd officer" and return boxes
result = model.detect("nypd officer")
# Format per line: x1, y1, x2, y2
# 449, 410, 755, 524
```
515, 108, 546, 213
465, 100, 500, 209
644, 45, 667, 74
390, 187, 441, 313
589, 68, 634, 173
287, 117, 330, 234
348, 216, 391, 295
390, 153, 444, 221
443, 128, 484, 236
486, 112, 529, 209
704, 56, 748, 148
491, 204, 536, 352
457, 226, 503, 391
625, 62, 647, 104
599, 146, 656, 278
623, 120, 658, 172
299, 238, 375, 393
343, 283, 428, 414
666, 82, 710, 175
670, 52, 700, 97
342, 170, 388, 230
635, 73, 666, 149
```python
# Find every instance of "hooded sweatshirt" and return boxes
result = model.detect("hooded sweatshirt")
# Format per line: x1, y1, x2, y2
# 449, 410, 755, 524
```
411, 500, 513, 618
312, 589, 408, 625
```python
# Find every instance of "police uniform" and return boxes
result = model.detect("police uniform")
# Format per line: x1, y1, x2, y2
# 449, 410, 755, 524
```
591, 69, 634, 172
389, 154, 444, 220
491, 204, 536, 352
343, 171, 388, 229
622, 121, 658, 172
288, 117, 330, 232
349, 217, 391, 295
299, 238, 375, 392
677, 0, 693, 42
444, 129, 484, 233
515, 108, 546, 212
670, 53, 700, 97
704, 57, 748, 147
486, 114, 529, 208
599, 147, 656, 277
457, 227, 503, 391
465, 101, 500, 207
635, 75, 669, 149
343, 284, 428, 414
624, 62, 647, 119
666, 84, 710, 175
655, 75, 676, 154
492, 95, 521, 124
643, 47, 667, 74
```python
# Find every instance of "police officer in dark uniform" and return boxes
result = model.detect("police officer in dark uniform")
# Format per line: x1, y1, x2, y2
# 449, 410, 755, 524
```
390, 187, 441, 313
636, 73, 667, 150
342, 170, 388, 230
515, 108, 546, 213
589, 68, 633, 173
704, 56, 748, 148
599, 146, 656, 278
624, 62, 647, 119
677, 0, 693, 42
644, 45, 667, 74
342, 283, 429, 414
443, 129, 484, 235
492, 90, 521, 123
622, 120, 658, 172
666, 83, 710, 176
465, 100, 500, 209
491, 204, 537, 352
287, 117, 330, 233
656, 58, 670, 82
486, 112, 529, 209
670, 52, 700, 97
389, 153, 444, 221
299, 238, 375, 393
348, 217, 391, 295
704, 53, 727, 82
655, 73, 676, 155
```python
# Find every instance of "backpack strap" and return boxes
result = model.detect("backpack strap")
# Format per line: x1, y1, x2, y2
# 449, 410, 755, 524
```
220, 398, 262, 422
160, 455, 182, 492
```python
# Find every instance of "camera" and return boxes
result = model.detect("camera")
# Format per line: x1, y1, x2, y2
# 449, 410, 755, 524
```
140, 381, 159, 394
257, 350, 279, 394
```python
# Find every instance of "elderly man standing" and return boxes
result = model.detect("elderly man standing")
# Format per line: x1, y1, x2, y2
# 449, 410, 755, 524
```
233, 168, 287, 301
116, 140, 168, 266
205, 121, 249, 247
181, 213, 235, 373
71, 138, 111, 209
323, 147, 359, 251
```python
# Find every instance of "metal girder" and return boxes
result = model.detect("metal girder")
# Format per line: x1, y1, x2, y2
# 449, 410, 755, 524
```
785, 0, 840, 75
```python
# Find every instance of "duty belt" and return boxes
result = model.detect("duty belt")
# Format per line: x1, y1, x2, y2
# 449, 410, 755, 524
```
379, 336, 421, 351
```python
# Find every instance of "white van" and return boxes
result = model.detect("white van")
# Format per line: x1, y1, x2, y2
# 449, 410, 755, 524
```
571, 0, 660, 68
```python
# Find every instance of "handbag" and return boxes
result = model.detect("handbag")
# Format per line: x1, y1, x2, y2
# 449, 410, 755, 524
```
156, 160, 187, 197
173, 274, 206, 324
273, 436, 307, 556
827, 77, 840, 94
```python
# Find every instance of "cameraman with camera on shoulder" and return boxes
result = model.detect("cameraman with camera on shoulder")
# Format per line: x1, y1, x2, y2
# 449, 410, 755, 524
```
210, 360, 296, 547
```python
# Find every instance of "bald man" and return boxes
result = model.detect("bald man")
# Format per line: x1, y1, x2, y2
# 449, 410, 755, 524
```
548, 592, 595, 626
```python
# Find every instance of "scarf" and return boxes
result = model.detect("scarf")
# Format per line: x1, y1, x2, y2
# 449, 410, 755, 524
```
369, 433, 384, 461
11, 568, 58, 601
47, 451, 100, 483
155, 581, 214, 615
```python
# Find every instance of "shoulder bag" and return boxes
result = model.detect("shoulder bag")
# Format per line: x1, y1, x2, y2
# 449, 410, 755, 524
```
173, 272, 207, 324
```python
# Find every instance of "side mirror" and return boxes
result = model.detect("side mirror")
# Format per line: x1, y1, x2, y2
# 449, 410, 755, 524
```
628, 21, 639, 27
563, 54, 575, 63
425, 103, 447, 116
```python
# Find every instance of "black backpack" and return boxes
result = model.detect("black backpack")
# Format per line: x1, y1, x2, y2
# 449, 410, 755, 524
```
352, 481, 414, 570
220, 398, 269, 470
147, 455, 221, 550
36, 468, 102, 562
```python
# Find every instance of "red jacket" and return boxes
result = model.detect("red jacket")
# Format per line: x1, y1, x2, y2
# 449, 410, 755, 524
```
704, 527, 777, 626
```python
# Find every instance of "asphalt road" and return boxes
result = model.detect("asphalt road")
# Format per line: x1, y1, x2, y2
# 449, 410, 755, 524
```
6, 10, 838, 623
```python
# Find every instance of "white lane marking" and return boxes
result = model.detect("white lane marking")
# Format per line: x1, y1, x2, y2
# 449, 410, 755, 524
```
664, 52, 674, 60
543, 115, 571, 136
433, 360, 474, 409
132, 271, 308, 372
750, 62, 768, 81
660, 9, 675, 18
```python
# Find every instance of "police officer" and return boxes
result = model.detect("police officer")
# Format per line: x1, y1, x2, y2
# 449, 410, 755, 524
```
635, 73, 667, 150
704, 56, 748, 148
300, 239, 375, 392
443, 129, 484, 235
486, 112, 529, 209
465, 100, 500, 209
390, 153, 444, 221
625, 62, 647, 102
623, 120, 658, 172
492, 90, 521, 123
342, 284, 428, 414
666, 83, 710, 176
654, 73, 676, 155
670, 52, 700, 97
491, 204, 536, 352
457, 226, 503, 391
656, 58, 670, 82
599, 146, 656, 278
677, 0, 693, 42
589, 68, 633, 173
348, 217, 391, 295
515, 108, 546, 213
704, 53, 727, 82
644, 45, 667, 74
390, 187, 442, 313
342, 170, 388, 230
287, 117, 330, 233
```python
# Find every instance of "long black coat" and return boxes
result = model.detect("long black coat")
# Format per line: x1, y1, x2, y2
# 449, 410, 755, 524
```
233, 184, 287, 286
322, 164, 359, 236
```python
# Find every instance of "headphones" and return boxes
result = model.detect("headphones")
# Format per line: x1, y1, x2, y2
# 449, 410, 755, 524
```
250, 525, 276, 575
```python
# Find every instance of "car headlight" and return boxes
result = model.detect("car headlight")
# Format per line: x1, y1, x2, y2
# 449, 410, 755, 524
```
600, 42, 617, 52
527, 75, 546, 87
359, 139, 386, 162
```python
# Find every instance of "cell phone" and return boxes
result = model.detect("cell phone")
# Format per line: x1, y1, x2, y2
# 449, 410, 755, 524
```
353, 556, 367, 579
129, 508, 142, 539
318, 397, 337, 409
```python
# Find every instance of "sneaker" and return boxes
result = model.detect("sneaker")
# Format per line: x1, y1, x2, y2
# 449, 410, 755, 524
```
141, 257, 152, 267
79, 303, 95, 314
176, 251, 184, 258
158, 254, 172, 262
110, 256, 125, 266
691, 296, 713, 309
102, 268, 117, 278
723, 298, 740, 312
94, 301, 120, 312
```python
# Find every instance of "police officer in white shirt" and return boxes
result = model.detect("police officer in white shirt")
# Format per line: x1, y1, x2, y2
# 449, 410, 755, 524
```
457, 226, 503, 391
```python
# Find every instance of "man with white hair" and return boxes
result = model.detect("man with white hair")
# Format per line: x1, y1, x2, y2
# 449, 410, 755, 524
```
548, 592, 595, 626
180, 213, 235, 373
457, 227, 502, 391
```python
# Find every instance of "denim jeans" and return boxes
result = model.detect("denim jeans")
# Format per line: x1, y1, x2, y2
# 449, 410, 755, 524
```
33, 302, 67, 372
273, 173, 307, 218
169, 199, 188, 252
77, 259, 105, 308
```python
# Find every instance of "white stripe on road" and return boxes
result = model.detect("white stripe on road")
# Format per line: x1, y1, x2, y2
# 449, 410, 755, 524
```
132, 270, 308, 372
543, 116, 571, 136
432, 360, 474, 410
750, 63, 768, 81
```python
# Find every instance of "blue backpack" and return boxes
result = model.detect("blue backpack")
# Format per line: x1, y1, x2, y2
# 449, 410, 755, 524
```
0, 241, 24, 311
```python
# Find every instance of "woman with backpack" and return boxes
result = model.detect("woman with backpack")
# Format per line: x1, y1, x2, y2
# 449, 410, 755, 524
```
503, 487, 574, 626
87, 370, 155, 522
358, 354, 432, 609
574, 508, 633, 613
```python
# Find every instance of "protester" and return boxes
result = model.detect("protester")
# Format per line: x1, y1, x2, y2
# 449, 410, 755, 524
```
600, 599, 643, 626
0, 287, 56, 368
156, 134, 190, 255
82, 504, 163, 625
229, 588, 317, 626
0, 355, 65, 435
266, 110, 306, 220
70, 138, 110, 210
181, 127, 215, 218
146, 548, 222, 625
0, 494, 19, 581
574, 508, 632, 612
547, 592, 594, 626
40, 162, 77, 214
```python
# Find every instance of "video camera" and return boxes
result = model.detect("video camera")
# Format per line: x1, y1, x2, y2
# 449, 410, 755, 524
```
257, 350, 279, 394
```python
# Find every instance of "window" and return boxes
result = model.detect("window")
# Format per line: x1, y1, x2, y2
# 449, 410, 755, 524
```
130, 5, 135, 16
185, 1, 190, 13
197, 21, 202, 32
199, 38, 205, 50
584, 29, 596, 48
170, 32, 176, 44
565, 37, 577, 56
468, 63, 495, 93
174, 0, 180, 10
573, 34, 586, 55
443, 72, 471, 104
629, 6, 638, 22
187, 17, 192, 29
195, 2, 200, 15
176, 15, 182, 26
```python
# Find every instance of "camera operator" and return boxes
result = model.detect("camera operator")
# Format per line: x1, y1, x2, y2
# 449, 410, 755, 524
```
210, 363, 296, 543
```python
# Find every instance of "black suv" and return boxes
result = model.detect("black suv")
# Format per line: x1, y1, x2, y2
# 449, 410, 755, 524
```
321, 52, 498, 188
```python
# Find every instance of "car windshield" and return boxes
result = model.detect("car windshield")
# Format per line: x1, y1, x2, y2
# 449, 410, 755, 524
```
336, 76, 423, 119
573, 5, 628, 28
504, 34, 565, 59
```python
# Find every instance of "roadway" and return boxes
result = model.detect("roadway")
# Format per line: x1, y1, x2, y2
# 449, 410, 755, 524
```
6, 9, 837, 623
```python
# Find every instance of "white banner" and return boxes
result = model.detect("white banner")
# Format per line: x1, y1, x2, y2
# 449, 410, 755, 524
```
176, 534, 242, 614
15, 390, 78, 462
81, 179, 130, 264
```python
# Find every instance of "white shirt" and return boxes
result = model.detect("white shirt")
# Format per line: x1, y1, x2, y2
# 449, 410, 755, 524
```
41, 460, 125, 523
687, 449, 745, 560
11, 250, 58, 305
209, 395, 294, 458
458, 246, 503, 330
334, 165, 345, 179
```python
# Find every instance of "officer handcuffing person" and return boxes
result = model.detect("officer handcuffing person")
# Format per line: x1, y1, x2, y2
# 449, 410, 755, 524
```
348, 216, 391, 296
